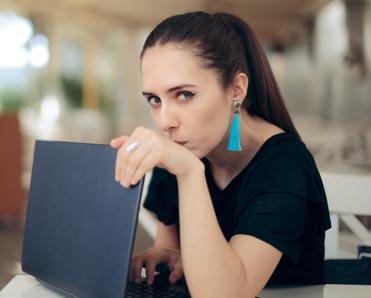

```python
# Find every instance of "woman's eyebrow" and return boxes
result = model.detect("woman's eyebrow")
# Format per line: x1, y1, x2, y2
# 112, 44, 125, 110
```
142, 84, 197, 96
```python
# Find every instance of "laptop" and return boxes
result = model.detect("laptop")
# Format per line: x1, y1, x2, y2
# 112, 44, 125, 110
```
21, 140, 190, 298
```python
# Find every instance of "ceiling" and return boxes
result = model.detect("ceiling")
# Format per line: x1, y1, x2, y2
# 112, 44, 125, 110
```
3, 0, 335, 44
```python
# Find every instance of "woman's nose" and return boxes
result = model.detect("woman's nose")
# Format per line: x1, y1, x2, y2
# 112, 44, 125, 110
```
157, 104, 179, 133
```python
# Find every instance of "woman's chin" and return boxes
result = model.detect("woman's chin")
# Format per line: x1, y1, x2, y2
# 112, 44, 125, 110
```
193, 149, 208, 160
187, 147, 202, 158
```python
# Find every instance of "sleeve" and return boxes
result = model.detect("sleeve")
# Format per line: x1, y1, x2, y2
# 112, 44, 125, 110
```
143, 167, 179, 225
233, 157, 309, 265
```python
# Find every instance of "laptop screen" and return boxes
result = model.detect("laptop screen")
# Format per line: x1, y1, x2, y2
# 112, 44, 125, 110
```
22, 140, 144, 298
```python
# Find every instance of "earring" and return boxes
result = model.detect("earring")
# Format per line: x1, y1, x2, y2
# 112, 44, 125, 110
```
228, 100, 242, 151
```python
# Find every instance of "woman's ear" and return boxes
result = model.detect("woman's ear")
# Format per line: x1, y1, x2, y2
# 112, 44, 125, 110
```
231, 72, 248, 104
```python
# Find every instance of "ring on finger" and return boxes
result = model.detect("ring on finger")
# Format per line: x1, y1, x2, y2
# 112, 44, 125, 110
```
125, 141, 139, 152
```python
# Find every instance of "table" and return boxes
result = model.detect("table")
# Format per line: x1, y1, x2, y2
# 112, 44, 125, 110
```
1, 275, 371, 298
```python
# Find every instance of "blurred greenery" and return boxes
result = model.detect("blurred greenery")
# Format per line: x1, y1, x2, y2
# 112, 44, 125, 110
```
59, 74, 83, 108
0, 75, 113, 115
60, 74, 112, 114
0, 90, 24, 113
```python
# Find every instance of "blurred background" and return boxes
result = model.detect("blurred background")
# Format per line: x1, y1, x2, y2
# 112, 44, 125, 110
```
0, 0, 370, 289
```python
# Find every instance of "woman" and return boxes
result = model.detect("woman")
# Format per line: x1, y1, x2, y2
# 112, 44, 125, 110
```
111, 12, 331, 297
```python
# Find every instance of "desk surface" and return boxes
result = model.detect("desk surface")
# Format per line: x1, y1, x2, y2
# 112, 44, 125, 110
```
1, 275, 371, 298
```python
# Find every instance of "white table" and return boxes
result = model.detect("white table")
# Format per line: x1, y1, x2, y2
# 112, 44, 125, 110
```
1, 275, 371, 298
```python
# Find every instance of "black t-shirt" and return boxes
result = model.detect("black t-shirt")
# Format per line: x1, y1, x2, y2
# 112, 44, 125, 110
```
143, 132, 331, 284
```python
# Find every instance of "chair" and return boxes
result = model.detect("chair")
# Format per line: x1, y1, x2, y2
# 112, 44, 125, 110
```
321, 172, 371, 259
0, 114, 25, 218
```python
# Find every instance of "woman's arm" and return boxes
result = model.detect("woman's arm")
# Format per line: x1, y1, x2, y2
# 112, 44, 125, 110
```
111, 130, 281, 295
154, 221, 180, 250
177, 165, 282, 298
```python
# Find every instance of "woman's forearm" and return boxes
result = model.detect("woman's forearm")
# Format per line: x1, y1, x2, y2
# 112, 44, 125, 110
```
177, 164, 250, 298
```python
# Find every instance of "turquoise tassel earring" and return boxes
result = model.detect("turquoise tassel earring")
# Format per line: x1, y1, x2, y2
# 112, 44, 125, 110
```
228, 100, 242, 151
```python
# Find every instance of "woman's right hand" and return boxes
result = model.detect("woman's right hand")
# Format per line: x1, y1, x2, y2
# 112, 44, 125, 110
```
129, 246, 183, 285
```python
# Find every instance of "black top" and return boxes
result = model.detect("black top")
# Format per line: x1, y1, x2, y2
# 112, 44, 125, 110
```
143, 132, 331, 284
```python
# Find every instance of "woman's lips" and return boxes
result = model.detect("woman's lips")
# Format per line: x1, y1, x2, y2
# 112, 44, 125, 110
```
174, 140, 188, 145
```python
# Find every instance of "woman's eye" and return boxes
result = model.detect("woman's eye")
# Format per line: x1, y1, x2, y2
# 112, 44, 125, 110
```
177, 91, 194, 101
148, 96, 161, 106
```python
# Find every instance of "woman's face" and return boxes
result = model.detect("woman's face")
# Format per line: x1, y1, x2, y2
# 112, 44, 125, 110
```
141, 43, 233, 158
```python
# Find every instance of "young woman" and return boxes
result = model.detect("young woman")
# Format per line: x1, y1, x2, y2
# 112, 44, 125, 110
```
111, 11, 331, 298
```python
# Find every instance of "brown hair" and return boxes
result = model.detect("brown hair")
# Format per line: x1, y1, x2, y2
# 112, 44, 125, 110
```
141, 11, 301, 139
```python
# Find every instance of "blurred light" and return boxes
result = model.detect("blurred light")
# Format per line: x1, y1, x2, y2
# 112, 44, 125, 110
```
317, 0, 347, 55
40, 95, 60, 124
29, 34, 50, 68
0, 11, 33, 48
0, 47, 28, 68
0, 11, 51, 69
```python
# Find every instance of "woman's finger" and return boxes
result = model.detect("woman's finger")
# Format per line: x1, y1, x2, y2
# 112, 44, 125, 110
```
115, 150, 122, 182
129, 256, 140, 282
169, 260, 183, 284
145, 260, 158, 285
117, 129, 145, 187
113, 136, 130, 181
110, 135, 129, 149
132, 256, 144, 284
116, 137, 136, 184
130, 150, 159, 185
121, 144, 151, 187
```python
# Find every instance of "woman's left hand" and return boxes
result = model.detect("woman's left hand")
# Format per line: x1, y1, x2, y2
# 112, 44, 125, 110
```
110, 126, 202, 188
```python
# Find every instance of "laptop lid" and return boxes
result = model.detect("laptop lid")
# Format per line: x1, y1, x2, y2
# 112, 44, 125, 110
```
22, 140, 144, 298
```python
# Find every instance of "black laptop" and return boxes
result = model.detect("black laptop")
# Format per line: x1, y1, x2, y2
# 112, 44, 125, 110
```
22, 140, 190, 298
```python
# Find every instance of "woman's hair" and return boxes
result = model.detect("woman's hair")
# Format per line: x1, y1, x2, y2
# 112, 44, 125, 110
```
140, 11, 301, 139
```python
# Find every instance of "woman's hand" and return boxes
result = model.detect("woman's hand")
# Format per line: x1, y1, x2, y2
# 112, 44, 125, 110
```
110, 127, 203, 188
129, 246, 183, 285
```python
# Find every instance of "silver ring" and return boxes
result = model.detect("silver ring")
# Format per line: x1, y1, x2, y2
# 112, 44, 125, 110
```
125, 142, 139, 152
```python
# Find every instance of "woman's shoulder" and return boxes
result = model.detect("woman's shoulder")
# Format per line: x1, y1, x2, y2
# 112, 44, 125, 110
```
241, 132, 324, 199
262, 132, 310, 156
254, 132, 317, 170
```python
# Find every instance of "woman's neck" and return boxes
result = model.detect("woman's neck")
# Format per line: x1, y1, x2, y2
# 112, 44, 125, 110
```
206, 112, 283, 186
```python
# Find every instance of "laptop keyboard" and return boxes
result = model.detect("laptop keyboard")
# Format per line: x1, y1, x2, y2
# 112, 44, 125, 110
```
125, 277, 191, 298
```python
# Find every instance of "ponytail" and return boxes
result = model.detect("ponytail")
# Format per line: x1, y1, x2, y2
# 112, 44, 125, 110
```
219, 13, 301, 139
